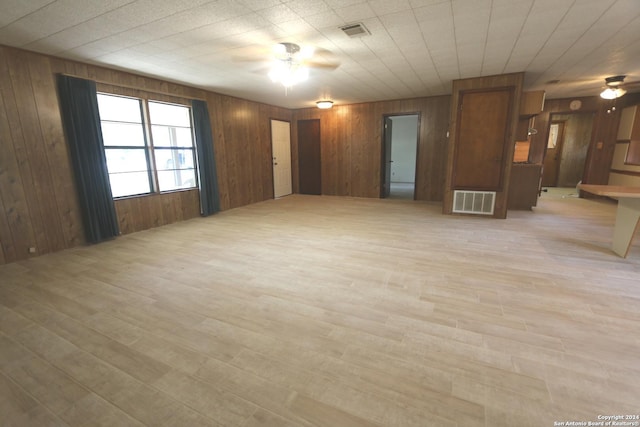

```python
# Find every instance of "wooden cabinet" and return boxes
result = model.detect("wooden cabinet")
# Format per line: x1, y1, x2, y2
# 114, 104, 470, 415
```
515, 117, 531, 141
519, 91, 545, 116
508, 164, 543, 210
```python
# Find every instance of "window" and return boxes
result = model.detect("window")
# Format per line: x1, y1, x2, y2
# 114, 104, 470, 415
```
97, 94, 197, 198
148, 102, 197, 192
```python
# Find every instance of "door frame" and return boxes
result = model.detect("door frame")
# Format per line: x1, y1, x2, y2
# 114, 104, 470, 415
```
542, 119, 566, 187
380, 112, 421, 199
542, 111, 597, 188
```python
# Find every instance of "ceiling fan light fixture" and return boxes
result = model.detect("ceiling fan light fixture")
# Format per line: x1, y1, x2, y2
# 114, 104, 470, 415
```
600, 87, 626, 100
269, 61, 308, 88
316, 100, 333, 109
269, 42, 311, 89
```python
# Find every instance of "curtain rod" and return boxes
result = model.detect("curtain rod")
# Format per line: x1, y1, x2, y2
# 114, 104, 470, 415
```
59, 73, 207, 101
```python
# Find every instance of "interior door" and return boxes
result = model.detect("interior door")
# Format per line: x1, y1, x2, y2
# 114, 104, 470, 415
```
453, 88, 512, 189
297, 119, 321, 195
381, 117, 393, 198
542, 121, 565, 187
271, 119, 292, 198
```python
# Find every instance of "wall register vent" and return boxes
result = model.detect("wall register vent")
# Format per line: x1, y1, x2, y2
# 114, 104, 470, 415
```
453, 190, 496, 215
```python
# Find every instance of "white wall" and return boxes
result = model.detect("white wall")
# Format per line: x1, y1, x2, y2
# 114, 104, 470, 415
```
390, 115, 419, 183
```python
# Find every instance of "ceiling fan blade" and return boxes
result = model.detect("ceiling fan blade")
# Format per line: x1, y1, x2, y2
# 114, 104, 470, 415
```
304, 60, 340, 70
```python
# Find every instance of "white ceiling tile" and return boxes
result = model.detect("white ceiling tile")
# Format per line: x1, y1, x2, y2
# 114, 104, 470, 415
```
324, 0, 366, 8
304, 10, 345, 29
258, 4, 300, 25
276, 18, 317, 37
0, 0, 639, 107
0, 0, 55, 27
0, 0, 133, 46
238, 0, 283, 11
334, 3, 377, 23
285, 0, 331, 17
368, 0, 412, 16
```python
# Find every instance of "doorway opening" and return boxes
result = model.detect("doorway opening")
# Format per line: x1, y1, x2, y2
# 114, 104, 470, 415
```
381, 114, 420, 200
542, 112, 595, 190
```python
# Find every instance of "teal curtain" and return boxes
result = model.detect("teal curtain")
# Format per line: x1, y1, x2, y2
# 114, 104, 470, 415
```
57, 75, 119, 243
192, 100, 220, 216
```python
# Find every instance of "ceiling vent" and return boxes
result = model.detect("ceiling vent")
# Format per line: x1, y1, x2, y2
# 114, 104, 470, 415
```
340, 23, 370, 38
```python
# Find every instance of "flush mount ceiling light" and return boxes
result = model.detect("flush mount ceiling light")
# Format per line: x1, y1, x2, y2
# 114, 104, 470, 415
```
600, 75, 627, 99
268, 42, 312, 90
316, 100, 333, 109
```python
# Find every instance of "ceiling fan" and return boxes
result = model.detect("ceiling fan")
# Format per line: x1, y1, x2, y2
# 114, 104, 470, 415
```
600, 75, 640, 99
233, 42, 339, 89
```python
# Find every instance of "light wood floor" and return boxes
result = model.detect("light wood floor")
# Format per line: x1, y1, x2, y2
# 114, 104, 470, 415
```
1, 193, 639, 427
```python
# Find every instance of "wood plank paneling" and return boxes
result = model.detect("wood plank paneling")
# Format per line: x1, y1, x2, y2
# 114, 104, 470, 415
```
8, 49, 68, 253
0, 62, 35, 262
0, 45, 291, 264
527, 94, 640, 189
292, 96, 450, 201
28, 53, 84, 249
208, 94, 291, 210
0, 48, 50, 258
114, 190, 200, 235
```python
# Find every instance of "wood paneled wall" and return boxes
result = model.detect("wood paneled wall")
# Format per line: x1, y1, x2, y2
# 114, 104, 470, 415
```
292, 96, 450, 201
554, 113, 595, 187
0, 47, 85, 265
0, 45, 290, 264
1, 42, 630, 265
527, 96, 640, 188
208, 96, 291, 210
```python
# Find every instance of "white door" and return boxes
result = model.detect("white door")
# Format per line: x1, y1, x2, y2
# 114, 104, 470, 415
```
271, 119, 292, 198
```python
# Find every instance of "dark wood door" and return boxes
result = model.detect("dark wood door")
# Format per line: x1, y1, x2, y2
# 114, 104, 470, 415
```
381, 117, 393, 198
453, 88, 513, 190
297, 119, 321, 195
542, 121, 565, 187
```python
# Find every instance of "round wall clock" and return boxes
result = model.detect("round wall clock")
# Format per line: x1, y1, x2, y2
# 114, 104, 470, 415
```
569, 100, 582, 110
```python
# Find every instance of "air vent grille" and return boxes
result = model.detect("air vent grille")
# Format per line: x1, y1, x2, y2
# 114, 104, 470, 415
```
452, 191, 496, 215
340, 23, 370, 38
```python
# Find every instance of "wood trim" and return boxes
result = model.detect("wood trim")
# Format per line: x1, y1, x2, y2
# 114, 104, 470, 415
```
96, 83, 193, 106
63, 72, 206, 101
610, 169, 640, 177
